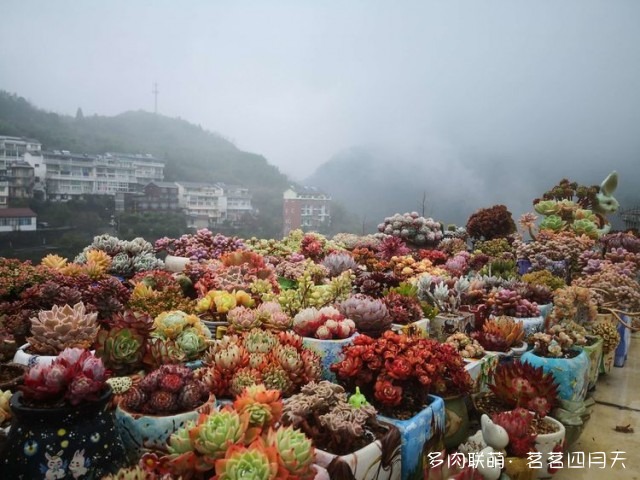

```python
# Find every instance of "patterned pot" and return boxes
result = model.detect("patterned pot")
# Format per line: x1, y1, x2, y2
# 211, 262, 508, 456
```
431, 312, 474, 343
114, 394, 216, 460
303, 333, 358, 382
534, 416, 565, 479
614, 318, 631, 367
442, 395, 469, 449
513, 316, 545, 337
521, 350, 590, 402
12, 344, 56, 368
391, 318, 430, 338
459, 304, 489, 331
314, 421, 401, 480
0, 388, 126, 479
580, 336, 603, 389
378, 395, 446, 480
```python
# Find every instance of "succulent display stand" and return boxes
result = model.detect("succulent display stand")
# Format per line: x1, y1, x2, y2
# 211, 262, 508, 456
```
314, 421, 402, 480
378, 395, 445, 480
114, 395, 216, 460
521, 350, 590, 402
0, 388, 126, 479
302, 333, 358, 382
430, 312, 474, 343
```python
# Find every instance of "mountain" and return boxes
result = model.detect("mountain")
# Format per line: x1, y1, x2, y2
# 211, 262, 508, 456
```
0, 91, 289, 237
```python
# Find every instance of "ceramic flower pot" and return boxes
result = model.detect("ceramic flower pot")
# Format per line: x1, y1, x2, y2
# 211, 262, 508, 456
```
164, 254, 190, 272
431, 312, 474, 343
464, 352, 499, 393
114, 394, 216, 460
520, 350, 590, 402
391, 318, 430, 338
303, 333, 358, 382
12, 344, 56, 368
600, 349, 615, 374
0, 388, 126, 479
442, 394, 469, 449
551, 396, 594, 448
314, 421, 401, 480
534, 416, 565, 479
459, 304, 489, 331
614, 318, 631, 367
579, 336, 603, 389
513, 316, 544, 337
378, 395, 446, 480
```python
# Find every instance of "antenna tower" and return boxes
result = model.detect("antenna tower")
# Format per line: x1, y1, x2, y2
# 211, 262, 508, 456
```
152, 82, 159, 114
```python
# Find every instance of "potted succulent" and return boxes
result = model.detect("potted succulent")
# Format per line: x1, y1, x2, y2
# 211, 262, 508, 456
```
417, 275, 474, 342
472, 316, 527, 360
293, 306, 357, 382
282, 380, 401, 480
152, 384, 319, 479
228, 301, 292, 333
200, 329, 322, 398
588, 318, 620, 374
96, 310, 154, 375
385, 283, 434, 338
332, 332, 458, 480
486, 288, 543, 336
338, 294, 392, 338
114, 363, 215, 459
521, 324, 590, 402
13, 302, 100, 367
0, 348, 126, 478
562, 321, 603, 390
466, 204, 517, 242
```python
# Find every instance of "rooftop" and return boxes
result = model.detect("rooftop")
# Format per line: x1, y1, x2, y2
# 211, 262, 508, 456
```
0, 208, 37, 218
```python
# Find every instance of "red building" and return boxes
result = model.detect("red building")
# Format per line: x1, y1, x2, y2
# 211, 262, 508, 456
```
283, 186, 331, 236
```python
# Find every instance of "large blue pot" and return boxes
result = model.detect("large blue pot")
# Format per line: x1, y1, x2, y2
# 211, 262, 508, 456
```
303, 333, 358, 382
521, 349, 590, 402
378, 395, 445, 480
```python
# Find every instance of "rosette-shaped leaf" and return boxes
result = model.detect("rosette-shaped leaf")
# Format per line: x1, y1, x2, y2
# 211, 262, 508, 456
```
191, 409, 249, 469
244, 329, 279, 354
213, 439, 283, 480
339, 294, 391, 337
572, 218, 599, 239
321, 252, 357, 277
539, 214, 566, 232
152, 310, 190, 339
85, 249, 112, 273
256, 302, 292, 331
144, 337, 187, 368
28, 302, 100, 355
229, 368, 263, 398
97, 327, 145, 374
228, 306, 261, 332
268, 426, 315, 479
234, 385, 283, 441
176, 329, 208, 360
262, 365, 294, 397
533, 200, 560, 216
41, 254, 68, 270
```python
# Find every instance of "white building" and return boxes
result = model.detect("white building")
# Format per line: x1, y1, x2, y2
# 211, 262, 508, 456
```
0, 208, 37, 232
42, 151, 164, 201
175, 181, 226, 229
218, 183, 254, 224
0, 136, 42, 207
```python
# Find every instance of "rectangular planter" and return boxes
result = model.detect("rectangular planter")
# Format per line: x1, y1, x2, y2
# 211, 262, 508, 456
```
464, 352, 499, 393
378, 395, 445, 480
430, 312, 474, 343
391, 318, 430, 338
314, 421, 401, 480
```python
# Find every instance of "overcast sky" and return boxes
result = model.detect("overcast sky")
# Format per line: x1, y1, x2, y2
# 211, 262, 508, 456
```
1, 0, 639, 186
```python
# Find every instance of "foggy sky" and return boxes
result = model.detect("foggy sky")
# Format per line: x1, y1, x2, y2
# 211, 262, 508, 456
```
1, 0, 639, 196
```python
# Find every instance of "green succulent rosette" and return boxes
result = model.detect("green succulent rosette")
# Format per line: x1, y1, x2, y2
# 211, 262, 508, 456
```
572, 219, 599, 239
192, 409, 248, 469
97, 327, 145, 373
214, 441, 280, 480
268, 426, 315, 477
539, 214, 566, 232
176, 328, 207, 360
534, 200, 560, 216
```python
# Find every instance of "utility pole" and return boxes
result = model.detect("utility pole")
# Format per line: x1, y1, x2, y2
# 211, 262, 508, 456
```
152, 82, 159, 114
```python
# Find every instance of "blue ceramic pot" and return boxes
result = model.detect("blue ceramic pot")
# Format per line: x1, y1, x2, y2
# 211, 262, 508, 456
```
0, 388, 126, 479
538, 303, 553, 321
303, 334, 357, 382
378, 395, 445, 480
615, 318, 631, 367
521, 349, 590, 402
514, 316, 544, 336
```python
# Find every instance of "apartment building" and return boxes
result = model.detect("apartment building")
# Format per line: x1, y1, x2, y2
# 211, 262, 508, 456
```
283, 186, 331, 236
219, 183, 254, 224
0, 136, 41, 207
175, 181, 226, 229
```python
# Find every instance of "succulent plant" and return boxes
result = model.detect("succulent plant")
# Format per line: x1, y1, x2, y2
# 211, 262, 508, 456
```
233, 384, 283, 442
20, 348, 109, 407
487, 289, 540, 318
338, 294, 390, 337
378, 212, 443, 246
321, 252, 358, 277
0, 389, 13, 425
213, 440, 282, 480
292, 306, 355, 339
474, 316, 524, 352
466, 205, 516, 241
491, 408, 537, 457
489, 361, 559, 417
383, 291, 424, 325
267, 426, 315, 478
96, 325, 147, 374
587, 321, 620, 354
445, 332, 485, 359
27, 302, 100, 355
121, 364, 209, 415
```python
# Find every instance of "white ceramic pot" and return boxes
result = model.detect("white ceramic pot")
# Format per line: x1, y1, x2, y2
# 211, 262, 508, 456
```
12, 344, 55, 367
534, 416, 566, 479
164, 254, 191, 273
